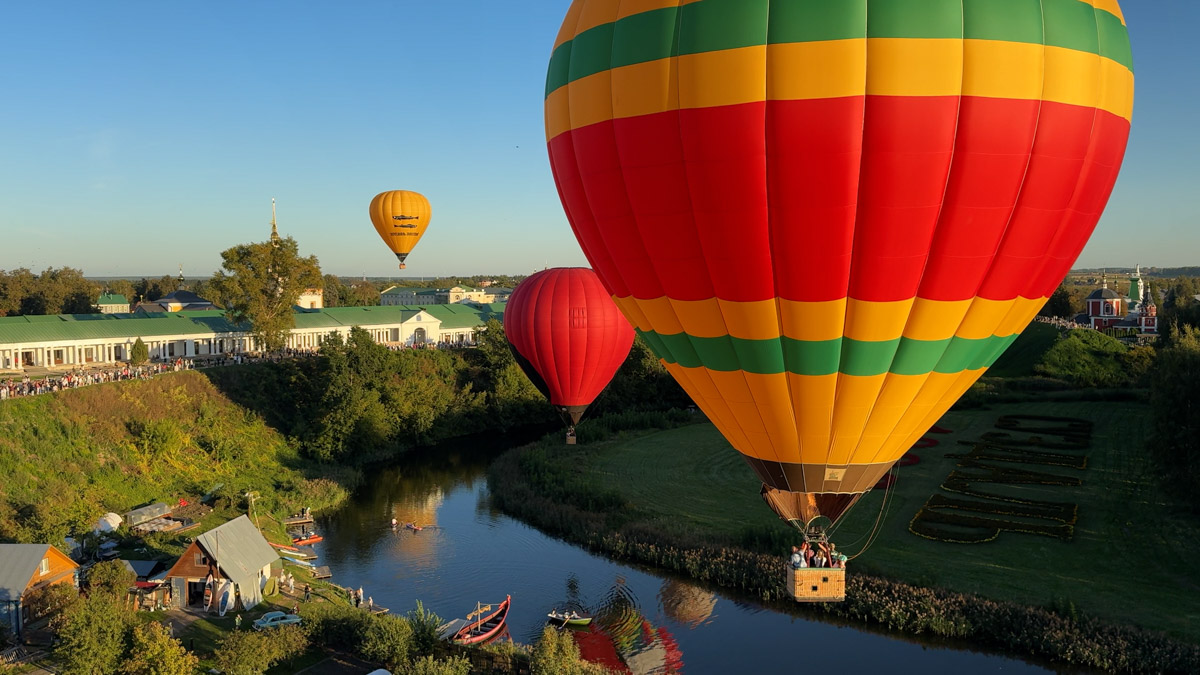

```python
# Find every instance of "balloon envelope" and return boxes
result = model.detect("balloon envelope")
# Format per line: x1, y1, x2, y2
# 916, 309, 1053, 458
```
369, 190, 431, 269
504, 268, 635, 425
545, 0, 1132, 526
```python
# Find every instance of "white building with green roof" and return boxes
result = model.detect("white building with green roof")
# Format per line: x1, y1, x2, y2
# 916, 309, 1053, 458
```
0, 304, 502, 372
96, 293, 130, 314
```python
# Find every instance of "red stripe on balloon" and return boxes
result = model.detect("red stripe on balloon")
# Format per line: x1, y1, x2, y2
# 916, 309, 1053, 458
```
548, 96, 1129, 306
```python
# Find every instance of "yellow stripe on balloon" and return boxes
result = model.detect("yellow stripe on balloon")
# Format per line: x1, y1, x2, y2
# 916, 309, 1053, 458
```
843, 299, 916, 342
865, 38, 963, 97
787, 373, 838, 461
545, 39, 1134, 140
613, 295, 1046, 342
903, 299, 972, 341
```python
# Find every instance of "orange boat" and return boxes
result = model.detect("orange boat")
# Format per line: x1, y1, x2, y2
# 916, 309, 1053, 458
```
452, 595, 511, 646
292, 534, 323, 546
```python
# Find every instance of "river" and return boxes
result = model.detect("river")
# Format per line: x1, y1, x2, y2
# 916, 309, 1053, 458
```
313, 436, 1056, 674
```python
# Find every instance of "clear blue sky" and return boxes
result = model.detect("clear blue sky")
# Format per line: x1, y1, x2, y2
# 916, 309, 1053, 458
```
0, 1, 1195, 278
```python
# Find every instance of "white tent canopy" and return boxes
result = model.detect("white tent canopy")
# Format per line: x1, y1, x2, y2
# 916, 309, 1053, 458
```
94, 512, 122, 533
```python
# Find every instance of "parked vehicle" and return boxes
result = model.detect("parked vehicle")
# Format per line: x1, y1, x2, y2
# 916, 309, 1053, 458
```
253, 611, 301, 630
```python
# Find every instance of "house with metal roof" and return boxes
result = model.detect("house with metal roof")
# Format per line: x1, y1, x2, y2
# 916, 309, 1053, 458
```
0, 304, 503, 373
164, 515, 278, 612
96, 293, 130, 314
0, 544, 79, 638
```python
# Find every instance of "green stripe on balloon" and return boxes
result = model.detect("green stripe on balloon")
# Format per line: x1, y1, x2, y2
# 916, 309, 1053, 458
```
639, 329, 1018, 376
545, 0, 1130, 97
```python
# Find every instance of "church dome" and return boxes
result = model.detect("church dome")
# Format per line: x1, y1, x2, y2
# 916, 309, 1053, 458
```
1087, 288, 1120, 300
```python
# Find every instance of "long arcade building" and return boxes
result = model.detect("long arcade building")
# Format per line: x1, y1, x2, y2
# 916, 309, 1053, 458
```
0, 304, 503, 371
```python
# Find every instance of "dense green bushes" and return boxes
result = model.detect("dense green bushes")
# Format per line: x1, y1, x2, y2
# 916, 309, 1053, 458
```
1147, 325, 1200, 508
0, 372, 348, 544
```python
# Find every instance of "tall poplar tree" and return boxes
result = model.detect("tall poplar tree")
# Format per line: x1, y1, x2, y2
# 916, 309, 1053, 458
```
210, 236, 321, 353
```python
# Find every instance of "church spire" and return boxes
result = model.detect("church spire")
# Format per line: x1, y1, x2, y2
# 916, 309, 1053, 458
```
178, 264, 185, 290
270, 198, 280, 248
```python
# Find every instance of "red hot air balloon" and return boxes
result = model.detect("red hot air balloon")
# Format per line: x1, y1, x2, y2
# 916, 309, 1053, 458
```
504, 268, 635, 441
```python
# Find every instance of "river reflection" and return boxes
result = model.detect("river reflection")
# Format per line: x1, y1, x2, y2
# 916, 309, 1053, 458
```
315, 436, 1055, 674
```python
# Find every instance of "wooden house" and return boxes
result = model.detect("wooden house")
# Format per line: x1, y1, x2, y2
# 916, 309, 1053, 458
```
164, 515, 277, 612
0, 544, 79, 638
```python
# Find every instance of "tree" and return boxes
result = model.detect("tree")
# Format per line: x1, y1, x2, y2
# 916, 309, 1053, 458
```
531, 626, 609, 675
54, 594, 131, 675
130, 337, 149, 365
22, 581, 78, 621
322, 274, 348, 307
1147, 324, 1200, 507
1040, 284, 1079, 318
210, 235, 322, 352
405, 600, 443, 657
120, 622, 198, 675
87, 559, 136, 601
346, 282, 381, 307
213, 630, 278, 675
357, 614, 414, 669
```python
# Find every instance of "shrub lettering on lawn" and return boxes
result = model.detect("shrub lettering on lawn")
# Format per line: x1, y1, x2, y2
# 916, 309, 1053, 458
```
909, 416, 1091, 544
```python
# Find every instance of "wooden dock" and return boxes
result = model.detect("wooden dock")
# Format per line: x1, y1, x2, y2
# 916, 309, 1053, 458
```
312, 566, 332, 580
283, 514, 314, 527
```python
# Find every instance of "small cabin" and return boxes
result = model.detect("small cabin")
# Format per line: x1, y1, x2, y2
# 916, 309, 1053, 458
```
788, 566, 845, 602
163, 515, 278, 612
0, 544, 80, 638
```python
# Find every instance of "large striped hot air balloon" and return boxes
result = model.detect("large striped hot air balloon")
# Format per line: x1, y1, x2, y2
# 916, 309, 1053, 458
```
545, 1, 1132, 530
504, 268, 635, 439
369, 190, 432, 269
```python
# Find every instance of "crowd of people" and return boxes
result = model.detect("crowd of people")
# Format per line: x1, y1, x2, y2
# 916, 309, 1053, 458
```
790, 541, 847, 570
1034, 315, 1086, 330
0, 360, 188, 400
0, 348, 331, 401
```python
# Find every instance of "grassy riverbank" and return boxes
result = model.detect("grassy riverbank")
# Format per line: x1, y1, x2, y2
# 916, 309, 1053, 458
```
489, 400, 1200, 672
0, 369, 354, 543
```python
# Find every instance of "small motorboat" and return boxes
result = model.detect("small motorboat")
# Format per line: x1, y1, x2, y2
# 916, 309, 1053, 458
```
547, 609, 593, 626
292, 534, 324, 546
451, 595, 511, 645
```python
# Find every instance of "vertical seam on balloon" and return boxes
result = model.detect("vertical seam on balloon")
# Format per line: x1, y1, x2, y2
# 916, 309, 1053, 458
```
855, 0, 968, 469
702, 0, 790, 475
1023, 2, 1108, 301
991, 2, 1105, 350
825, 0, 871, 488
763, 0, 798, 493
664, 0, 756, 461
886, 0, 1052, 457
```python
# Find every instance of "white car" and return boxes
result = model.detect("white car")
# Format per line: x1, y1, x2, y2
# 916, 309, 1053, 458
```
252, 611, 301, 630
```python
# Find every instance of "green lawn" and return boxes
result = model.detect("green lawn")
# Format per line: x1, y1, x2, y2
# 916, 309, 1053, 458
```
584, 400, 1200, 643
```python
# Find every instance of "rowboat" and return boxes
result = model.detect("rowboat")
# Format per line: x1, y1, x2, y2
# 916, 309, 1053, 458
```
548, 609, 593, 626
292, 534, 323, 546
451, 595, 511, 645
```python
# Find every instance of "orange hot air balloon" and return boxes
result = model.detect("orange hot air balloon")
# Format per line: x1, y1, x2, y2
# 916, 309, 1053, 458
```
545, 1, 1132, 537
369, 190, 431, 269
